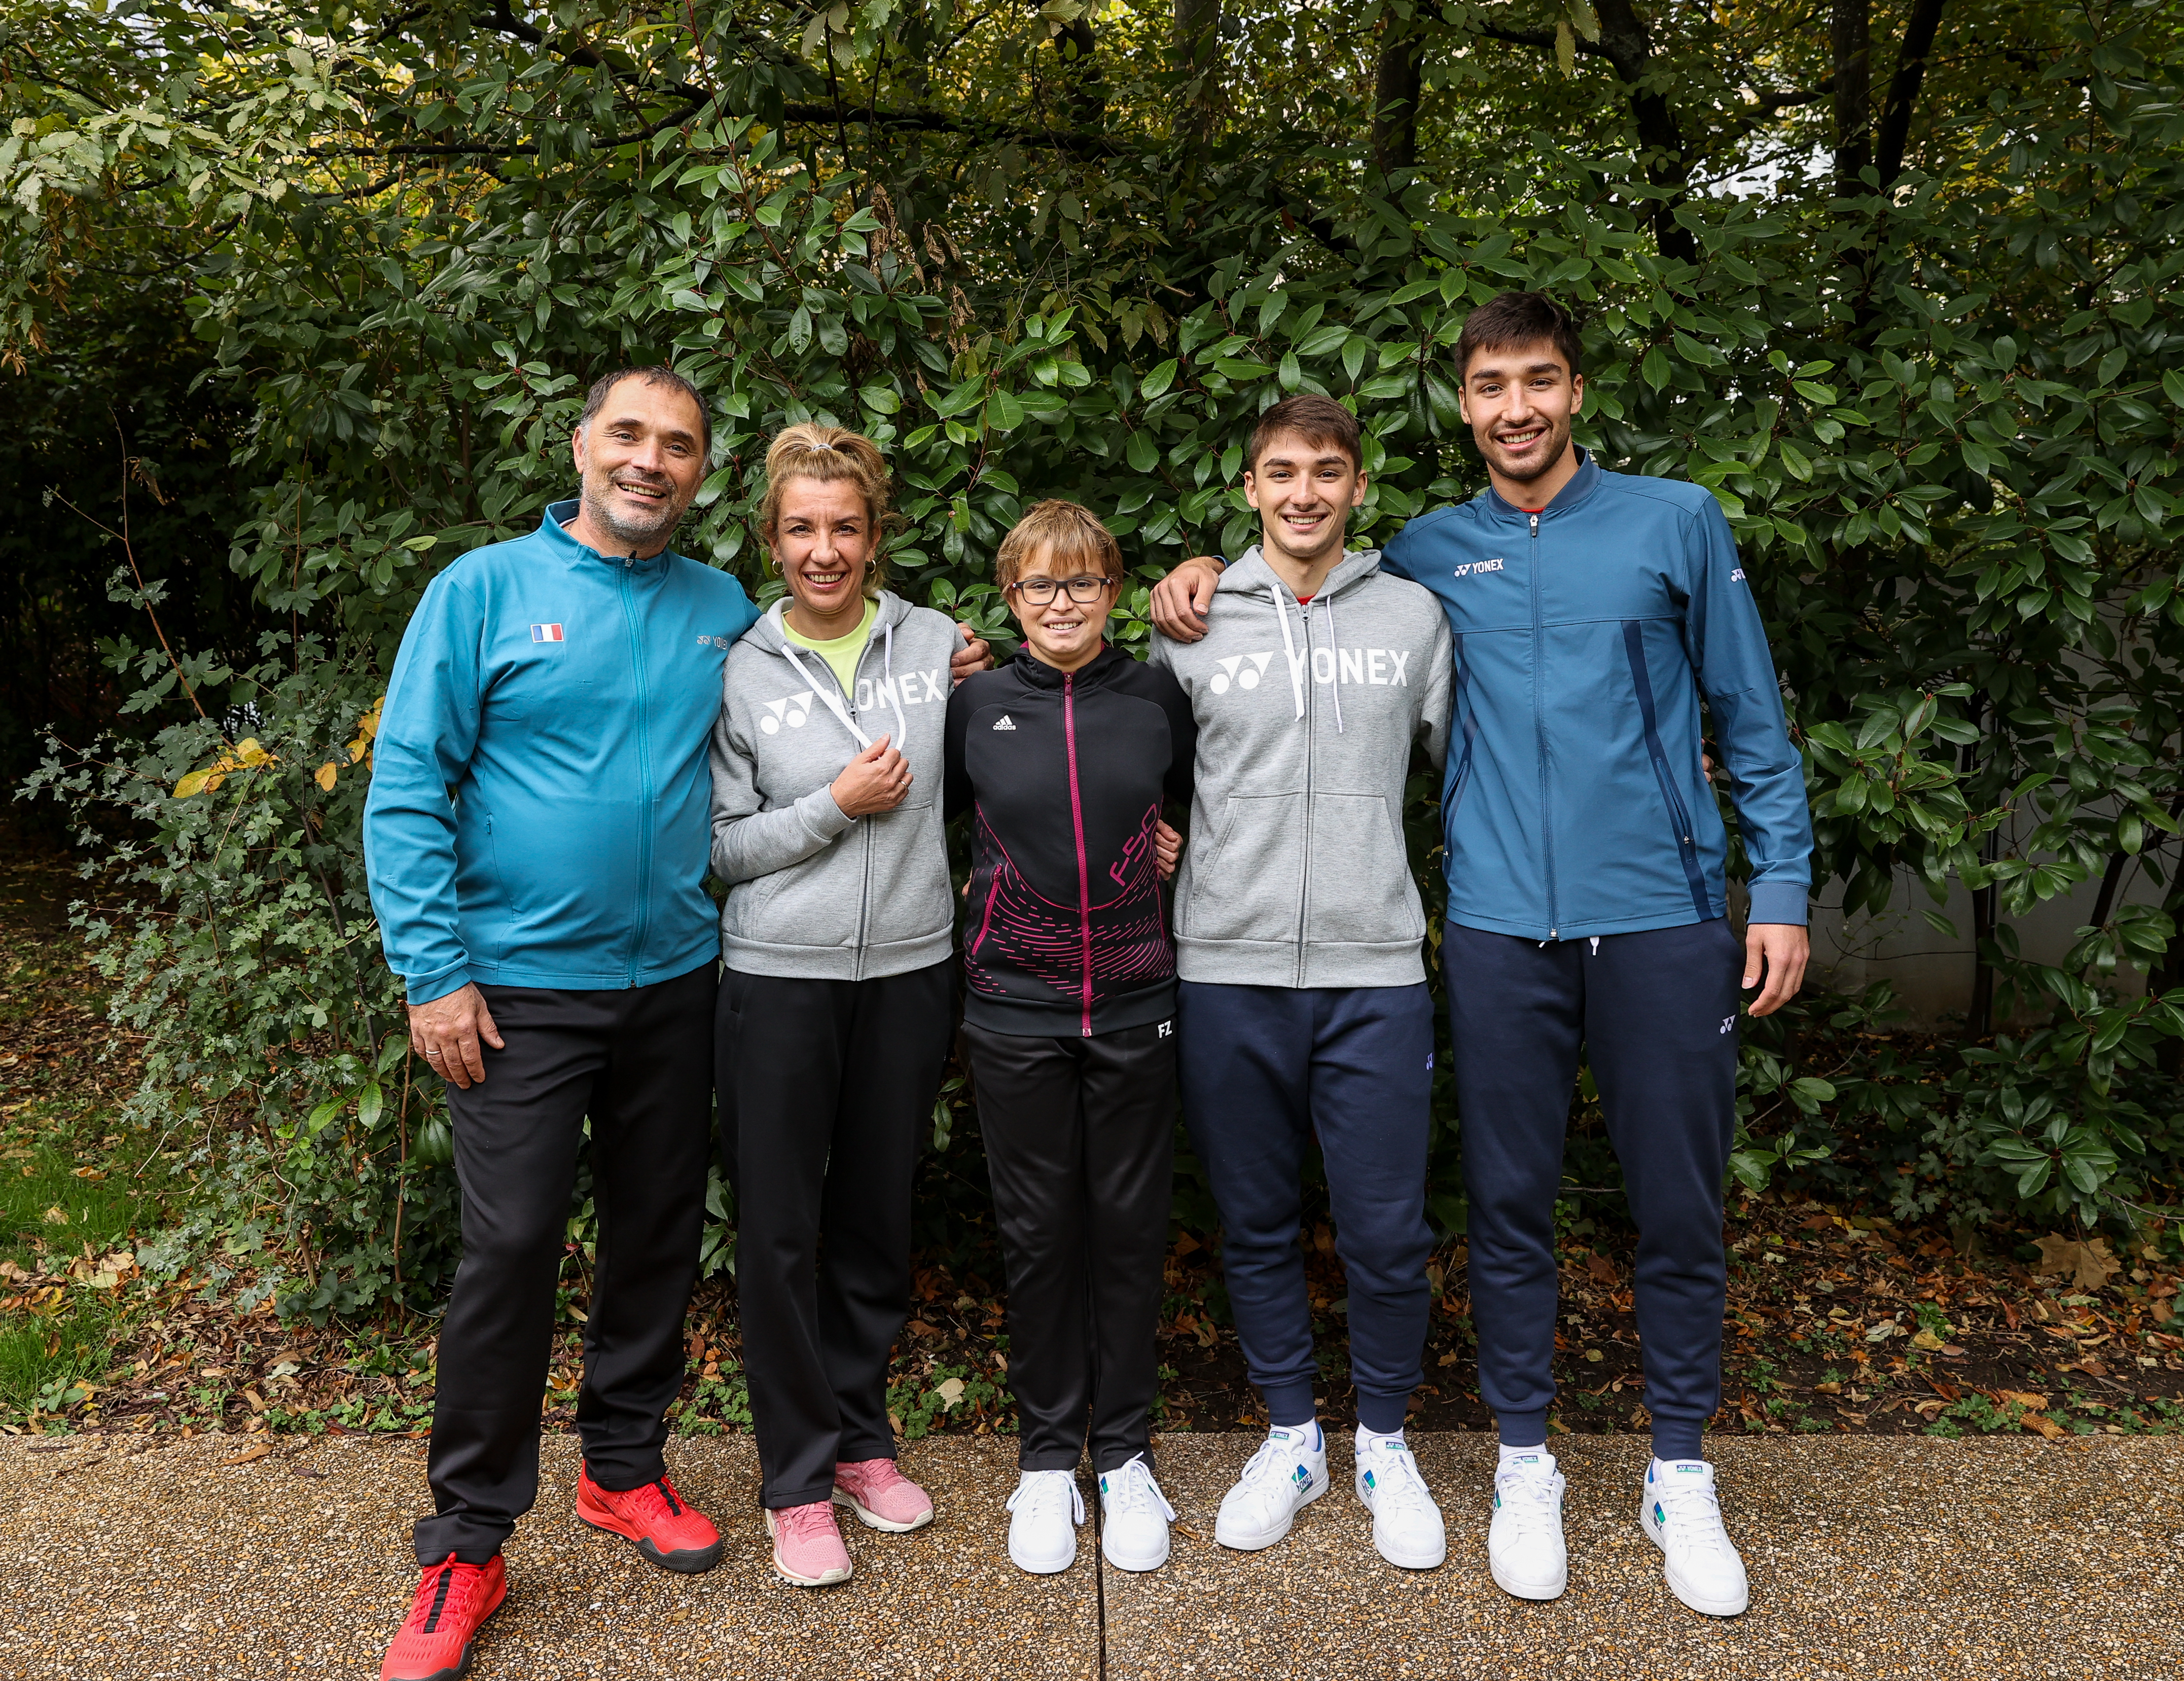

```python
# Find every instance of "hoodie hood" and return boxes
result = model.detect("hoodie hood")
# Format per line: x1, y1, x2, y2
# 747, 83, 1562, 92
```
1214, 545, 1386, 605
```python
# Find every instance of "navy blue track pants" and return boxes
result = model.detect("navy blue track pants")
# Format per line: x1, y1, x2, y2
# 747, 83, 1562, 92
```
1176, 980, 1435, 1435
1446, 919, 1742, 1461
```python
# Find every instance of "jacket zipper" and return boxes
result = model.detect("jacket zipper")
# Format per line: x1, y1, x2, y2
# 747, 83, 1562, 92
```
1528, 512, 1557, 940
1296, 600, 1315, 987
1064, 671, 1094, 1036
618, 561, 656, 984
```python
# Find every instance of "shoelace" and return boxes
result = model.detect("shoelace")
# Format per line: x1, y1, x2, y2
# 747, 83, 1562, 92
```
1230, 1432, 1313, 1519
408, 1560, 485, 1635
1493, 1464, 1564, 1539
841, 1458, 909, 1497
1102, 1457, 1176, 1523
1654, 1476, 1734, 1557
775, 1501, 841, 1543
1362, 1443, 1439, 1519
1007, 1470, 1086, 1526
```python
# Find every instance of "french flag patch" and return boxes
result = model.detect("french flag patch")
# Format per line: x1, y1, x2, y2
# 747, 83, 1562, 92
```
530, 623, 564, 642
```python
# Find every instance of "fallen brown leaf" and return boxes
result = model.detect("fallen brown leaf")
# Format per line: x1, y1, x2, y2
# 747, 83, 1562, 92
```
2032, 1234, 2120, 1293
220, 1444, 271, 1466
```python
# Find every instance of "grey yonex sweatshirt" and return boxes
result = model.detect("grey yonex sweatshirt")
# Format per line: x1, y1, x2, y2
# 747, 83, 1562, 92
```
1150, 547, 1452, 989
708, 592, 959, 980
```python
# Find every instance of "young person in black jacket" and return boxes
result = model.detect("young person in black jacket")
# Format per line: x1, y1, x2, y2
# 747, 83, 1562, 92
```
943, 500, 1196, 1577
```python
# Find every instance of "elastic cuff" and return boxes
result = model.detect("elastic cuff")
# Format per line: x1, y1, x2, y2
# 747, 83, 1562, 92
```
1651, 1418, 1705, 1462
1745, 881, 1810, 926
405, 964, 474, 1006
1356, 1390, 1412, 1436
797, 782, 856, 838
1496, 1408, 1550, 1449
1260, 1379, 1317, 1429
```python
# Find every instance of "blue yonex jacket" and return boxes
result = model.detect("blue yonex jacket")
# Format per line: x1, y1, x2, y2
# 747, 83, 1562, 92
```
1382, 450, 1812, 941
364, 501, 760, 1004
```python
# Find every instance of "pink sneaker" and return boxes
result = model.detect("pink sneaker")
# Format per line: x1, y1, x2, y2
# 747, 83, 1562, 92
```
766, 1500, 853, 1587
832, 1457, 937, 1533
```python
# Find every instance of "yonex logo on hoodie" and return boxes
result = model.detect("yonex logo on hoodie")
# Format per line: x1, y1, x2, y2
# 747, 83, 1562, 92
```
1210, 649, 1409, 692
855, 671, 946, 712
1450, 559, 1505, 580
758, 695, 813, 734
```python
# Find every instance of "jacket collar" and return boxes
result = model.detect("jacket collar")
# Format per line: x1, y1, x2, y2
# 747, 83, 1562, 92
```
1480, 446, 1603, 523
1216, 545, 1384, 604
744, 589, 912, 654
542, 498, 683, 576
1007, 641, 1127, 690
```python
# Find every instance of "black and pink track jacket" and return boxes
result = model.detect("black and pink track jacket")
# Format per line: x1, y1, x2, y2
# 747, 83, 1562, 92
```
944, 643, 1196, 1038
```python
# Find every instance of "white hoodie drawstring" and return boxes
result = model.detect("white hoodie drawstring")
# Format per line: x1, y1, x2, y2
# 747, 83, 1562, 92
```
1322, 590, 1345, 734
1274, 581, 1343, 732
1276, 590, 1307, 721
780, 642, 871, 748
881, 617, 907, 745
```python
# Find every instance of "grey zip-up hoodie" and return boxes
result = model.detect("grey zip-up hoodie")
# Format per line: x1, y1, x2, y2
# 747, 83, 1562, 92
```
1150, 547, 1452, 988
708, 592, 958, 980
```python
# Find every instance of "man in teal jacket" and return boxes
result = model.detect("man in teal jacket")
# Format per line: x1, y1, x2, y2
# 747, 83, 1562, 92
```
1152, 293, 1813, 1621
364, 366, 982, 1680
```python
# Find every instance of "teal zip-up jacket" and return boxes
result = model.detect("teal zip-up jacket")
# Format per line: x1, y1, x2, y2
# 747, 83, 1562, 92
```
1382, 451, 1812, 941
365, 500, 760, 1004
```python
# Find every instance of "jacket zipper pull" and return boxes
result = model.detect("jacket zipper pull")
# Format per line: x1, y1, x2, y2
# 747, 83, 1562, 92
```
1529, 514, 1539, 538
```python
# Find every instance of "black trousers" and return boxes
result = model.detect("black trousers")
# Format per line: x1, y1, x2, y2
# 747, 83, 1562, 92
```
418, 963, 717, 1566
964, 1018, 1177, 1475
719, 961, 954, 1509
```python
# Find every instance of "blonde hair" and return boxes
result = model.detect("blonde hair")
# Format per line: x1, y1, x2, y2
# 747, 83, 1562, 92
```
996, 499, 1125, 592
758, 423, 896, 598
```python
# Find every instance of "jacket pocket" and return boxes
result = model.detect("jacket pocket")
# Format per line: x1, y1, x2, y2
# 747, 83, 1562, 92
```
1180, 794, 1304, 944
1305, 794, 1423, 947
1622, 621, 1711, 922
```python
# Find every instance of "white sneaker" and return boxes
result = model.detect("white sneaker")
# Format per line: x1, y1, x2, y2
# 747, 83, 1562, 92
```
1006, 1468, 1084, 1575
1487, 1449, 1568, 1600
1639, 1458, 1749, 1616
1213, 1423, 1328, 1551
1098, 1454, 1177, 1572
1352, 1429, 1447, 1569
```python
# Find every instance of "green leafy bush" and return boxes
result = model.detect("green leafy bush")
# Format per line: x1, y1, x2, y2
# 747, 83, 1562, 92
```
7, 2, 2182, 1305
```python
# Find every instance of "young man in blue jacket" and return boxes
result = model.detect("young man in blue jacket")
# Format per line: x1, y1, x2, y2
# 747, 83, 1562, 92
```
1152, 293, 1813, 1619
363, 366, 983, 1678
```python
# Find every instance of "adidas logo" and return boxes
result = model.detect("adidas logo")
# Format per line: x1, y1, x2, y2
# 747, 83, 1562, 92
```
991, 715, 1017, 731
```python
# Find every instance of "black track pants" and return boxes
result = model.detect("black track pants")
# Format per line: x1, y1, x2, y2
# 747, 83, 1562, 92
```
963, 1019, 1177, 1475
1446, 919, 1742, 1461
719, 961, 953, 1509
418, 962, 717, 1567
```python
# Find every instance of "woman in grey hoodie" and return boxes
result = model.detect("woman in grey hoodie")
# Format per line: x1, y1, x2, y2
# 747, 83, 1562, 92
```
708, 424, 964, 1588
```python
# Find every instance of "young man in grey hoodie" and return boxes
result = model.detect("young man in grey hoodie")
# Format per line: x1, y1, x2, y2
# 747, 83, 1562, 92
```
1149, 394, 1453, 1570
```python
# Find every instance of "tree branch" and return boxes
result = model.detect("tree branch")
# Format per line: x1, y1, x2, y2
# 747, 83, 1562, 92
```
1874, 0, 1950, 187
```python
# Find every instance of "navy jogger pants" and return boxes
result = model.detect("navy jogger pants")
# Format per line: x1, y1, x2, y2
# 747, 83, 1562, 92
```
1446, 919, 1743, 1461
1176, 980, 1435, 1435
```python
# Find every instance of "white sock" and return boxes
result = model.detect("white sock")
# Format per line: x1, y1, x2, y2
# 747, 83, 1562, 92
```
1498, 1442, 1550, 1472
1356, 1424, 1406, 1450
1271, 1418, 1322, 1453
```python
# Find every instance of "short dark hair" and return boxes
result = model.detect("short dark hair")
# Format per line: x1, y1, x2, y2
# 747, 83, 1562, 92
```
578, 366, 713, 457
1246, 393, 1362, 474
1455, 292, 1584, 383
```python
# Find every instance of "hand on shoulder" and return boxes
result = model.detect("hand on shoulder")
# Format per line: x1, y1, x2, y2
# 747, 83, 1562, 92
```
1148, 556, 1225, 643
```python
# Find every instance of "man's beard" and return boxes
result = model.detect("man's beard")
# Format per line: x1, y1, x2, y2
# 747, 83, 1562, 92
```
1491, 417, 1572, 483
582, 473, 683, 546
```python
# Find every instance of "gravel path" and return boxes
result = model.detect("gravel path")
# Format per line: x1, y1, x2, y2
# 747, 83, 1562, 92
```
3, 1430, 2178, 1679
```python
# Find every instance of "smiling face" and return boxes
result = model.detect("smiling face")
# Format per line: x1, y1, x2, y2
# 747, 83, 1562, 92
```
1244, 430, 1367, 578
1007, 544, 1118, 673
1459, 337, 1586, 494
770, 476, 877, 635
569, 377, 707, 554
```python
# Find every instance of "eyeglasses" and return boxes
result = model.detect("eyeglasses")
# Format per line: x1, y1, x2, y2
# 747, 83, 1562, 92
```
1008, 575, 1114, 605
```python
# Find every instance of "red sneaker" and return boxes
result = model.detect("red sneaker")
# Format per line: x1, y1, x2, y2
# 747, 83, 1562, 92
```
380, 1554, 506, 1681
576, 1468, 724, 1573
